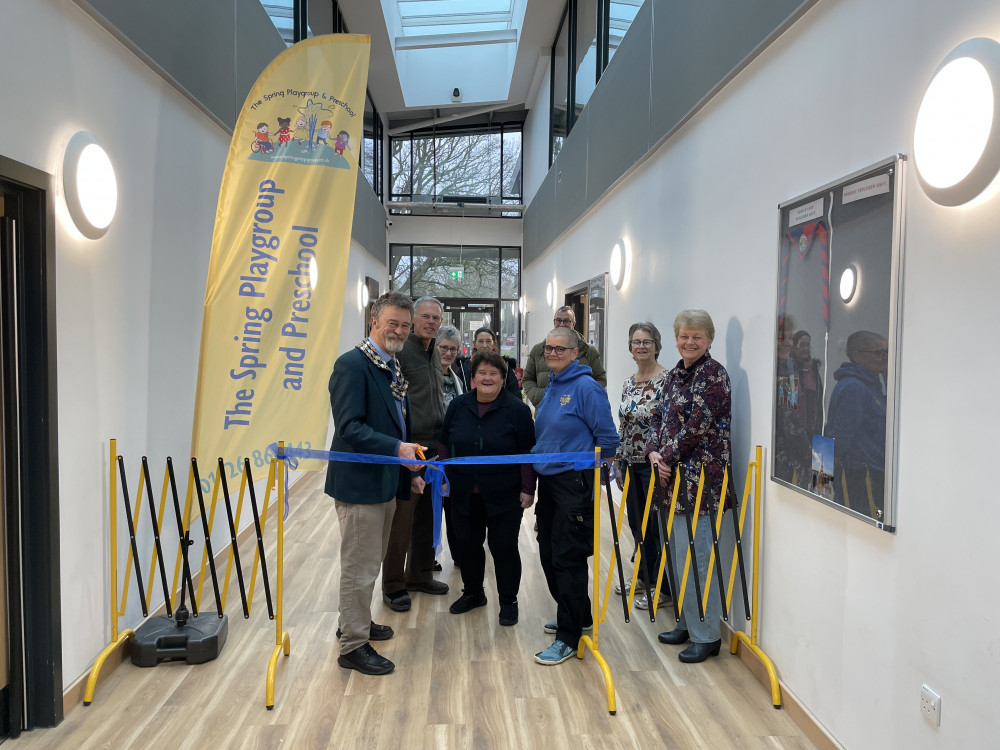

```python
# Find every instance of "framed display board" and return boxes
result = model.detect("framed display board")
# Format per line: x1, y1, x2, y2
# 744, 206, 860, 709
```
771, 155, 906, 532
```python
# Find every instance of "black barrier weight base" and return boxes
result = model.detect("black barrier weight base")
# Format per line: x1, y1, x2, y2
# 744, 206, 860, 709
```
130, 613, 229, 667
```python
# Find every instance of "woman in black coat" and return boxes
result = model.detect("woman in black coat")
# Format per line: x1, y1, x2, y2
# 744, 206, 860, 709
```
439, 351, 536, 627
458, 327, 522, 398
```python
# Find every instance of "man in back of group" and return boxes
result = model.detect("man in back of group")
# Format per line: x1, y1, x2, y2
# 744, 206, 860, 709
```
522, 306, 607, 408
382, 296, 450, 611
326, 291, 425, 676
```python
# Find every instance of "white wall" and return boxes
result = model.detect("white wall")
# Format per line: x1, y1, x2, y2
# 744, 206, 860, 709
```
522, 0, 1000, 748
522, 54, 551, 205
0, 0, 388, 692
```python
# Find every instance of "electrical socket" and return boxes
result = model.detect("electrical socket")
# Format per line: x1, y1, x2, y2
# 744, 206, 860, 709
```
920, 684, 941, 726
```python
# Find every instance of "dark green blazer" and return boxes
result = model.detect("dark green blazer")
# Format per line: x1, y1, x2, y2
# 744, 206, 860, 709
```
324, 347, 411, 504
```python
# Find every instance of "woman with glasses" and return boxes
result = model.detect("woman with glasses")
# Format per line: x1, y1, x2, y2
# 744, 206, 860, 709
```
646, 309, 732, 664
437, 325, 465, 408
530, 327, 619, 666
614, 322, 669, 611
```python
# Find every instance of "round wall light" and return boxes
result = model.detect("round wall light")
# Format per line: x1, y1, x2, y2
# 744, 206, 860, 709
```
63, 131, 117, 239
518, 295, 526, 314
545, 282, 553, 307
839, 264, 858, 303
914, 37, 1000, 206
609, 237, 632, 291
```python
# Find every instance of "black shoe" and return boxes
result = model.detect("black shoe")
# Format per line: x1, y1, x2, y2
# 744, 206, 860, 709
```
678, 640, 722, 663
449, 590, 487, 614
657, 628, 690, 645
406, 579, 449, 595
383, 590, 411, 612
336, 621, 394, 641
337, 643, 395, 675
433, 559, 443, 571
498, 601, 518, 626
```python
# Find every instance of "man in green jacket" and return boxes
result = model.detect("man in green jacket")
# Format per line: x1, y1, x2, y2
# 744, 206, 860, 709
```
382, 296, 450, 611
522, 306, 607, 408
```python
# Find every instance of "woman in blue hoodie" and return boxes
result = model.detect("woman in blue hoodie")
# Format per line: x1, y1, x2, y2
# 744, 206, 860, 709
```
530, 326, 619, 666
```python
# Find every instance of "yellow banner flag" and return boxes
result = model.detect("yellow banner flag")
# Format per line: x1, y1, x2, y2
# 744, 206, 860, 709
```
191, 34, 371, 488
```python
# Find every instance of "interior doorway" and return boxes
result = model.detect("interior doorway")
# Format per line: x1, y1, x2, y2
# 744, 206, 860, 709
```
0, 156, 62, 734
564, 273, 608, 359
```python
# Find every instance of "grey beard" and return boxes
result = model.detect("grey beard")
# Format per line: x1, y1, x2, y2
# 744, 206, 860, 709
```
384, 338, 405, 354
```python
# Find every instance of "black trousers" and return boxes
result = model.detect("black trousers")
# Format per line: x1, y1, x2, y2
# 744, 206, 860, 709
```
442, 495, 462, 566
621, 461, 666, 591
536, 470, 594, 646
452, 492, 523, 604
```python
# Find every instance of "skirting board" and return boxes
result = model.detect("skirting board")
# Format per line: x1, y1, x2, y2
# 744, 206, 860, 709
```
62, 471, 313, 716
722, 621, 845, 750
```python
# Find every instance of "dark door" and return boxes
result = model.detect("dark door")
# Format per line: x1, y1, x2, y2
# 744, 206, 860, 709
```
0, 161, 62, 732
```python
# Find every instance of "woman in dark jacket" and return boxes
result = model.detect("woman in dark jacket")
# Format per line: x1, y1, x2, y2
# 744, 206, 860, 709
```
439, 351, 536, 627
458, 327, 522, 398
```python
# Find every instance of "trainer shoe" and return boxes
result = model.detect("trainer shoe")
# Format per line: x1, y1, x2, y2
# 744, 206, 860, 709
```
498, 601, 518, 626
635, 589, 671, 611
614, 581, 632, 596
542, 620, 593, 635
534, 640, 575, 666
449, 590, 487, 614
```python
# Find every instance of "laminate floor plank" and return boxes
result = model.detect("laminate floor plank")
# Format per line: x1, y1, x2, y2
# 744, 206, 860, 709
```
14, 476, 815, 750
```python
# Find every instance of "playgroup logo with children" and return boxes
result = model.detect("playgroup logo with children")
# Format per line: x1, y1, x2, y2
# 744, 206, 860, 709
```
248, 89, 357, 168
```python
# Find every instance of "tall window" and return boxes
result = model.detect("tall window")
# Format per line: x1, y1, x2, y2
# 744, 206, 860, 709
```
363, 91, 383, 199
549, 0, 642, 166
391, 244, 522, 353
390, 124, 523, 210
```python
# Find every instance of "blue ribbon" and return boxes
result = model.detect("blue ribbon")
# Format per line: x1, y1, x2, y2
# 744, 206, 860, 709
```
267, 442, 604, 548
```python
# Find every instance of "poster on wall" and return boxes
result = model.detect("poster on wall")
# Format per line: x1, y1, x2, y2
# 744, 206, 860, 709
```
771, 155, 905, 532
191, 34, 371, 486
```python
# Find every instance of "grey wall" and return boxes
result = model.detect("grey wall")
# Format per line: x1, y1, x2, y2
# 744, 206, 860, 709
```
524, 0, 819, 265
75, 0, 285, 129
75, 0, 386, 261
352, 169, 387, 262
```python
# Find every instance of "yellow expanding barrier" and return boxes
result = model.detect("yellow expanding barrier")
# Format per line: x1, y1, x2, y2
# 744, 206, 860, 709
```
600, 446, 782, 709
85, 439, 283, 708
728, 446, 782, 708
577, 448, 617, 715
265, 442, 291, 709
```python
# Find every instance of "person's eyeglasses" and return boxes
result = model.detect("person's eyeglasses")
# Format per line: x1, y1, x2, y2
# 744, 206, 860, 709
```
630, 339, 654, 348
438, 345, 458, 354
859, 348, 889, 356
553, 317, 574, 325
543, 345, 572, 355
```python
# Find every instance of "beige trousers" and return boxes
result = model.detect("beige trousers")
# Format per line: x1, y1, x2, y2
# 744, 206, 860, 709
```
336, 499, 396, 653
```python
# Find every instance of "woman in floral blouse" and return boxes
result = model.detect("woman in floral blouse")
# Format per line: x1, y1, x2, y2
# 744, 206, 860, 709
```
615, 322, 669, 611
647, 309, 732, 664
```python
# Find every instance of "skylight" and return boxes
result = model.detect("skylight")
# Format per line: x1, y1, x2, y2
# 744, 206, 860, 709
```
396, 0, 515, 38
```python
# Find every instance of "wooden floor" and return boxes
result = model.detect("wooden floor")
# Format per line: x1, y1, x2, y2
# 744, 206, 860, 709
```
18, 471, 814, 750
